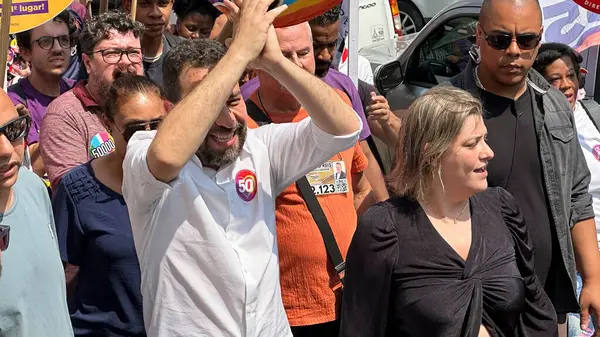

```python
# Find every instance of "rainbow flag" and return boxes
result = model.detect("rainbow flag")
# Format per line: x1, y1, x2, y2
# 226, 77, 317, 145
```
213, 0, 341, 27
541, 0, 600, 51
273, 0, 341, 27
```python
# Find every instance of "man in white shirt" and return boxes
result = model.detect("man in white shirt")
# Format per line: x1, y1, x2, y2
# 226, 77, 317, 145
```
121, 0, 362, 336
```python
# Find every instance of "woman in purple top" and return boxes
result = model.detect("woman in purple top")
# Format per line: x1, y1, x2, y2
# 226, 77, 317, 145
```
52, 75, 169, 336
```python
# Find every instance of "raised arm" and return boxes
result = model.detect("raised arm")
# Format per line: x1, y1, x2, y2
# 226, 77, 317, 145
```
146, 0, 287, 183
260, 47, 361, 136
221, 10, 360, 136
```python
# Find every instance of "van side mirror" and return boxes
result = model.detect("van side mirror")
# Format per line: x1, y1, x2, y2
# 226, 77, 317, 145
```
374, 61, 403, 94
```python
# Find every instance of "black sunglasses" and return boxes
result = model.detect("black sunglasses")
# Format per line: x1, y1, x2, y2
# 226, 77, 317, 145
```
0, 225, 10, 251
480, 25, 541, 51
33, 35, 72, 50
0, 116, 30, 142
119, 119, 163, 142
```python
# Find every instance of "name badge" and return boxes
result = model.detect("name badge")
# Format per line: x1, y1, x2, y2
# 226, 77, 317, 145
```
305, 160, 348, 196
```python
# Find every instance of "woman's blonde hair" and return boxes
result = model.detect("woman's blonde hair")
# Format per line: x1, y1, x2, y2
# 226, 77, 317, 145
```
387, 86, 483, 201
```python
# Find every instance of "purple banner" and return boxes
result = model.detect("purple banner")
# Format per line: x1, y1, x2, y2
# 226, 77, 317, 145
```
0, 1, 49, 16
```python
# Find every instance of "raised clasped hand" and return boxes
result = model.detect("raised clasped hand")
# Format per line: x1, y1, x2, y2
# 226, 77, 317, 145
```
222, 0, 287, 70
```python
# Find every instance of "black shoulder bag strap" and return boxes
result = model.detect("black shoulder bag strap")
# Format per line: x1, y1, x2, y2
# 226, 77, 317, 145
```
581, 99, 600, 133
245, 99, 346, 284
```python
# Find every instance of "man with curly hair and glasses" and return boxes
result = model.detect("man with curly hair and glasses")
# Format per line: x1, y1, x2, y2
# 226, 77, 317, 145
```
40, 10, 145, 191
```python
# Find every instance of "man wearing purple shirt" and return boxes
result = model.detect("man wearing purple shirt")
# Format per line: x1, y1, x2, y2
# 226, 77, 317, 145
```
7, 10, 76, 177
242, 70, 368, 139
241, 10, 389, 201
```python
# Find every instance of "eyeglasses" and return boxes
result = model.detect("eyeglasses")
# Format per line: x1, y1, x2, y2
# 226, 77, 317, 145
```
0, 225, 10, 251
0, 116, 30, 142
33, 35, 72, 50
479, 25, 541, 51
92, 49, 143, 64
118, 118, 163, 142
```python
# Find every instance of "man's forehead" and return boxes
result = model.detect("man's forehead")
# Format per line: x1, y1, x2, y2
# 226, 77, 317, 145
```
180, 66, 210, 85
482, 0, 542, 30
311, 22, 340, 36
180, 66, 241, 96
95, 30, 141, 49
279, 37, 312, 54
486, 18, 541, 33
276, 25, 311, 45
30, 20, 69, 38
312, 28, 337, 44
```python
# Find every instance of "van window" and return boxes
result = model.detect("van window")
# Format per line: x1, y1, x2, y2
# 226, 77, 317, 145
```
405, 16, 478, 86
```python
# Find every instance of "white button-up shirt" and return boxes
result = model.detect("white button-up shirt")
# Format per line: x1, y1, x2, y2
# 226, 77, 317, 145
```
122, 117, 360, 337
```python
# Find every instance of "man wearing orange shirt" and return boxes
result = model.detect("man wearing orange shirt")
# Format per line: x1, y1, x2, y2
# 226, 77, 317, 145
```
246, 22, 374, 336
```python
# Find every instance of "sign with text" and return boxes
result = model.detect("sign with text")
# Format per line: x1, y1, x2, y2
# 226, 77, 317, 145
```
574, 0, 600, 15
541, 0, 600, 51
0, 0, 72, 34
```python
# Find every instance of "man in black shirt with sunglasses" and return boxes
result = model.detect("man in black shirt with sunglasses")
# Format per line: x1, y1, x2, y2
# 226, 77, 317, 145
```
447, 0, 600, 335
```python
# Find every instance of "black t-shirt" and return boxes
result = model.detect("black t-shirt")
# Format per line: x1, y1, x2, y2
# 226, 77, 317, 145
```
143, 35, 173, 89
482, 87, 554, 287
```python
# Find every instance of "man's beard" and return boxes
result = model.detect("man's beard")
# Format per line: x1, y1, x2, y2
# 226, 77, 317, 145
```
95, 66, 139, 97
196, 123, 247, 169
315, 60, 332, 78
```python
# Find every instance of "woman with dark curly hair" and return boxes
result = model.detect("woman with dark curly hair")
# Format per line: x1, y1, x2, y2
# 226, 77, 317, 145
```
172, 0, 220, 39
533, 42, 600, 337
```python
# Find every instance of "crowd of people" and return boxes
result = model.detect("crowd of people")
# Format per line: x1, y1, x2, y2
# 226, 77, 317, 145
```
0, 0, 599, 336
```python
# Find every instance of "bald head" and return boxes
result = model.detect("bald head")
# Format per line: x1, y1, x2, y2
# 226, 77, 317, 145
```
476, 0, 543, 95
258, 21, 316, 103
480, 0, 542, 27
275, 22, 313, 44
273, 22, 315, 75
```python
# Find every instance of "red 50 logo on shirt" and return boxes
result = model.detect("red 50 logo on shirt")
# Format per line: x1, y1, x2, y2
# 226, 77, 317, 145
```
235, 169, 257, 202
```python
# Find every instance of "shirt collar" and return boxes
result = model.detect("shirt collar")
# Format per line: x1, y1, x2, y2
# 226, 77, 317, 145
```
72, 80, 100, 109
465, 60, 548, 96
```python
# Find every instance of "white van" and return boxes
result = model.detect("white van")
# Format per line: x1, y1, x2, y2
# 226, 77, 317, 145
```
356, 0, 397, 48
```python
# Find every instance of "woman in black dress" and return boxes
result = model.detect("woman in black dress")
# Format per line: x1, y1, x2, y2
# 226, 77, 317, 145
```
340, 86, 558, 337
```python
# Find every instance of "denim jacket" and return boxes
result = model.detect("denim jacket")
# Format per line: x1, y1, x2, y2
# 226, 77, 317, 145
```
448, 61, 594, 311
